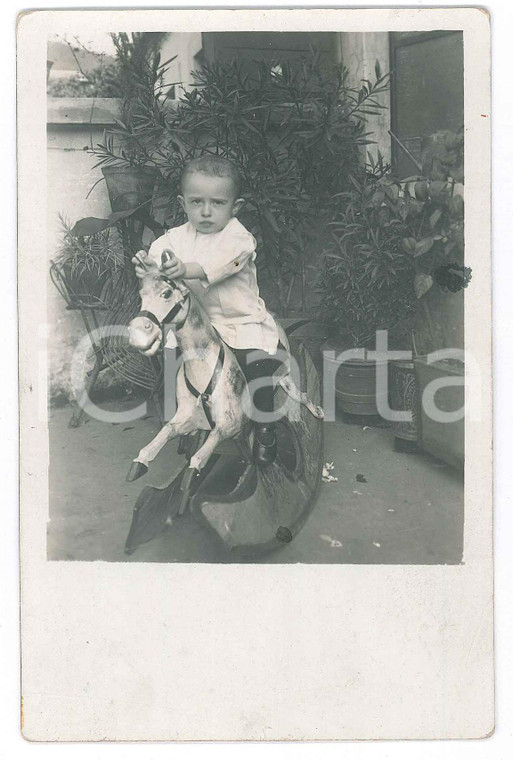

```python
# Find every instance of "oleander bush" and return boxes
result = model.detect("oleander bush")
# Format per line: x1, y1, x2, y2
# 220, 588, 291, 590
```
318, 129, 466, 347
90, 50, 390, 312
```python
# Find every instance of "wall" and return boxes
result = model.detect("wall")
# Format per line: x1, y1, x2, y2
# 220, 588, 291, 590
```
158, 32, 203, 95
413, 279, 465, 355
339, 32, 392, 164
47, 98, 121, 401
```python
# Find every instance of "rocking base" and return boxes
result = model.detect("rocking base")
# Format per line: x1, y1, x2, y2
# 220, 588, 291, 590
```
124, 339, 323, 558
124, 455, 219, 554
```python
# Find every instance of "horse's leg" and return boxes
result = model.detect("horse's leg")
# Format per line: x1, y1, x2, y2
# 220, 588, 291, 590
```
126, 405, 204, 481
189, 427, 224, 472
136, 412, 198, 465
278, 374, 324, 419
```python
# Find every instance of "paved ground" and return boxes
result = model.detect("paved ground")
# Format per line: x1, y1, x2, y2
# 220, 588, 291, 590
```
48, 399, 463, 564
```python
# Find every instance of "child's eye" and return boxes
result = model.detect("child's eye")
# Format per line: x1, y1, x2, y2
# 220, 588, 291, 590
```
213, 200, 226, 206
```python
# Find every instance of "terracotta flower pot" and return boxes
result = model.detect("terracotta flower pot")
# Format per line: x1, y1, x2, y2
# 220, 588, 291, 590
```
102, 165, 157, 212
390, 360, 420, 443
322, 338, 389, 417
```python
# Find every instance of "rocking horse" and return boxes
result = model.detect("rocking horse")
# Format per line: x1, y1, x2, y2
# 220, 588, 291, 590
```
124, 251, 324, 558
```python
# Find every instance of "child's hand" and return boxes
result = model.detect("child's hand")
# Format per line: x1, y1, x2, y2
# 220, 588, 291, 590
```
132, 250, 149, 279
160, 249, 186, 279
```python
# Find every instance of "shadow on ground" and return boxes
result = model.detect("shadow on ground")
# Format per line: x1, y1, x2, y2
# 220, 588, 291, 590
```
48, 399, 463, 564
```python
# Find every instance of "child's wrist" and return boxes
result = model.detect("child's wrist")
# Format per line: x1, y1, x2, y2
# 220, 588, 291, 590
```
184, 262, 206, 280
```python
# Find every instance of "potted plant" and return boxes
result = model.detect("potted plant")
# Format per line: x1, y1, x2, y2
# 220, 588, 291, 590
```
51, 216, 124, 307
54, 35, 171, 314
88, 33, 173, 212
318, 128, 470, 446
318, 157, 418, 417
394, 129, 468, 462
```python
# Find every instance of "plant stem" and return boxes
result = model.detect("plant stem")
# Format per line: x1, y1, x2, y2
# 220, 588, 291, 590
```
285, 273, 296, 314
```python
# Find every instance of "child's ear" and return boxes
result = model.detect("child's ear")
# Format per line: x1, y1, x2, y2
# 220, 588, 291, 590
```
232, 198, 245, 216
177, 195, 185, 211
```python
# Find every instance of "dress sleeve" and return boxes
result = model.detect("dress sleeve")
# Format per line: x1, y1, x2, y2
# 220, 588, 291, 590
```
200, 232, 256, 287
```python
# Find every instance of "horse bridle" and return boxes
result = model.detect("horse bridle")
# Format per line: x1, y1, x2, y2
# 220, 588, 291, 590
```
134, 269, 224, 430
137, 275, 190, 331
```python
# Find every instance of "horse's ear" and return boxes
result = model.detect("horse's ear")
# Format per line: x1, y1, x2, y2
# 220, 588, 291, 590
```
174, 279, 189, 296
134, 250, 158, 274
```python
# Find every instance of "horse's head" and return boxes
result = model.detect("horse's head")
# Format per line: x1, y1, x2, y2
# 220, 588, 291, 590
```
128, 253, 190, 356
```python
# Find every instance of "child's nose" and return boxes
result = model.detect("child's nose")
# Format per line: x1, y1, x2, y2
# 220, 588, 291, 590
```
202, 202, 212, 217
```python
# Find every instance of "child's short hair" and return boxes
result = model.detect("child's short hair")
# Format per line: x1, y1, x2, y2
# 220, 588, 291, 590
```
180, 156, 243, 198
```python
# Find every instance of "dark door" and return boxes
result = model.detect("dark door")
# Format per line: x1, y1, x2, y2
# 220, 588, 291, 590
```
202, 32, 337, 73
390, 31, 464, 177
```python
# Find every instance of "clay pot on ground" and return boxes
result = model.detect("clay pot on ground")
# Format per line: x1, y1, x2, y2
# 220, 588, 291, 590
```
321, 337, 389, 418
389, 360, 420, 453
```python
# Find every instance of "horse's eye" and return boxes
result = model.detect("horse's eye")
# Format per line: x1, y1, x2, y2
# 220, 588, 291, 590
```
162, 289, 173, 299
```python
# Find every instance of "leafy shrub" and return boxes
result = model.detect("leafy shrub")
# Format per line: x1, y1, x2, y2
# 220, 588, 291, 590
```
318, 130, 465, 347
90, 53, 389, 312
318, 163, 418, 347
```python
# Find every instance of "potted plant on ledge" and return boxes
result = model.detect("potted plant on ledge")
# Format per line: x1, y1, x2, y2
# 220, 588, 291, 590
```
88, 32, 174, 213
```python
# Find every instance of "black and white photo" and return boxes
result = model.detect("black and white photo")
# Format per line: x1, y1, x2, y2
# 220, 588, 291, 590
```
18, 8, 492, 741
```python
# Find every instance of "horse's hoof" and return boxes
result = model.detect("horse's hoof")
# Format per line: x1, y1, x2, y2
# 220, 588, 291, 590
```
126, 461, 148, 482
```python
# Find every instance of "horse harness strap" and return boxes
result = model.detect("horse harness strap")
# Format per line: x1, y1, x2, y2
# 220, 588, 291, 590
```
138, 293, 190, 330
183, 343, 225, 429
136, 273, 223, 428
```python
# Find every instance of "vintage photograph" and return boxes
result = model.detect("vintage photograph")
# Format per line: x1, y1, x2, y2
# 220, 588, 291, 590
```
46, 28, 466, 563
18, 8, 492, 742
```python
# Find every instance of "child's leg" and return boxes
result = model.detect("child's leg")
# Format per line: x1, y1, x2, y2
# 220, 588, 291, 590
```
231, 347, 284, 417
231, 346, 285, 464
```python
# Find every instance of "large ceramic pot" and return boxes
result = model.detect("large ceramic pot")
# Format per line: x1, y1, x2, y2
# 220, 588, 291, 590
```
389, 360, 419, 442
322, 338, 389, 416
102, 165, 157, 212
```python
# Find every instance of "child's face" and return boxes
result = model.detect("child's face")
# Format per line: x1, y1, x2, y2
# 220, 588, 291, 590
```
178, 172, 243, 234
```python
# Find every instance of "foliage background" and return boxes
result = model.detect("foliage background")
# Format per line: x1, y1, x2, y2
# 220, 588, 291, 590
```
88, 40, 390, 314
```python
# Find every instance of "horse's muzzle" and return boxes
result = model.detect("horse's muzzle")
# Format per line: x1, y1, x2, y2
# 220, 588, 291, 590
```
128, 316, 162, 354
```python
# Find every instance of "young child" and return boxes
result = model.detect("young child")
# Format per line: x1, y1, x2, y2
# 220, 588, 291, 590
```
133, 156, 283, 464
